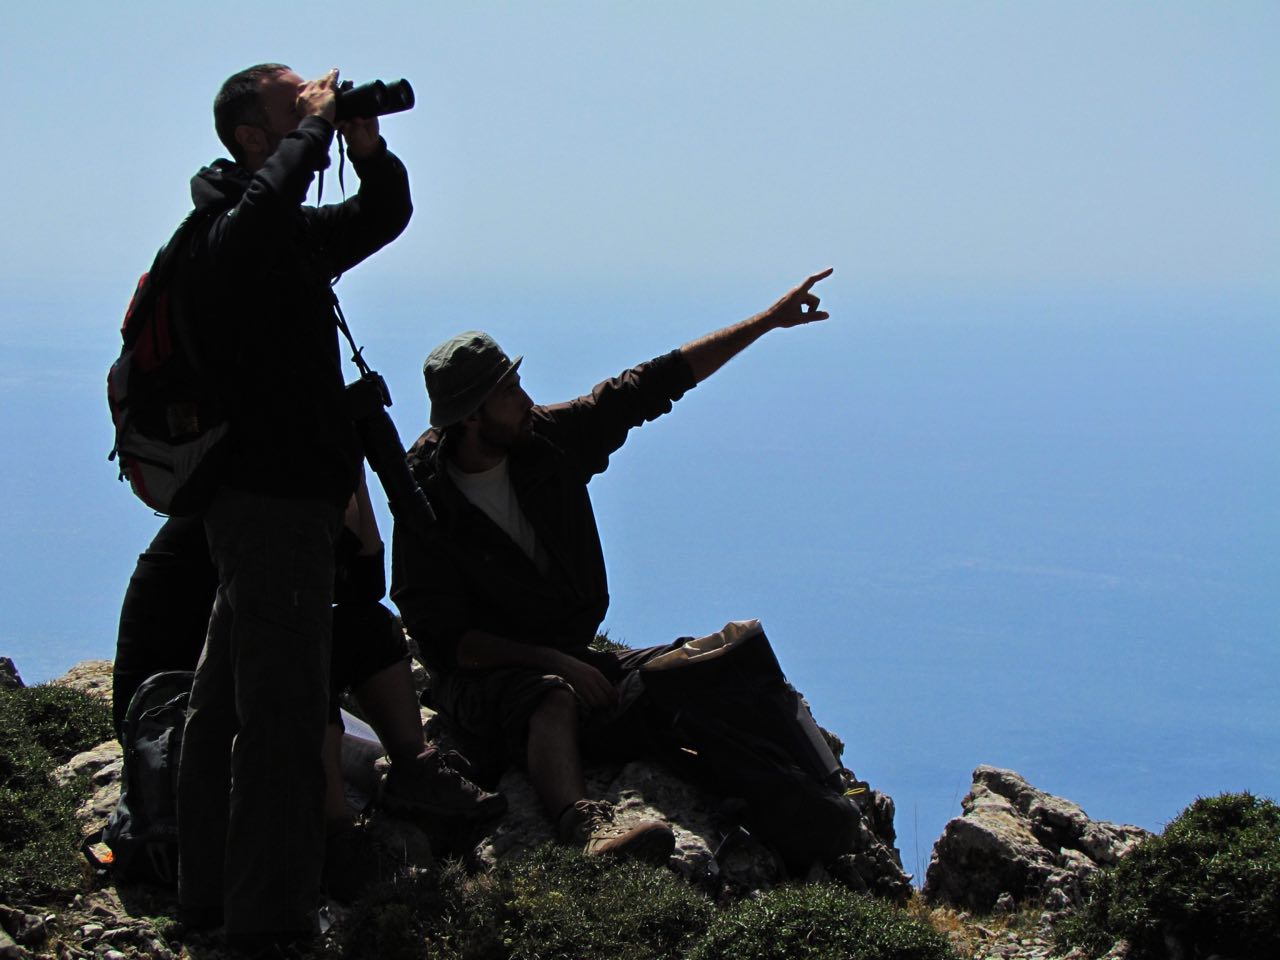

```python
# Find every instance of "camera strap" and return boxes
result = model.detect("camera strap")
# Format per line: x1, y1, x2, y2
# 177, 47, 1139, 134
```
315, 132, 348, 206
328, 288, 373, 381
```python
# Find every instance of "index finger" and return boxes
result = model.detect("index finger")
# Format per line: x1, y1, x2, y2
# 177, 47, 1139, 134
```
801, 267, 834, 291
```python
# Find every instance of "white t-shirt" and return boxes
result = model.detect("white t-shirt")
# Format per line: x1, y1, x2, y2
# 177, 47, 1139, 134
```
447, 457, 550, 574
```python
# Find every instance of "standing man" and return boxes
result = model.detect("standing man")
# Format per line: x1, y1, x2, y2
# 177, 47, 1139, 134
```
175, 64, 411, 947
391, 269, 831, 861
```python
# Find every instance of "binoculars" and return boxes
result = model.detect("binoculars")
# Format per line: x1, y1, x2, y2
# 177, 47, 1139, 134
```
335, 78, 415, 122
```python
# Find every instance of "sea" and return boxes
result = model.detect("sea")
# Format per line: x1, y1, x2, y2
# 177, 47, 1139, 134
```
2, 283, 1275, 880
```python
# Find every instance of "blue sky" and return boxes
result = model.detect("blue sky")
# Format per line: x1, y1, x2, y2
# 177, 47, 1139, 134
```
1, 1, 1276, 878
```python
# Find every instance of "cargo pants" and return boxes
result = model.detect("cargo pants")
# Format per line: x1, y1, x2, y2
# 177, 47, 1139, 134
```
177, 487, 340, 939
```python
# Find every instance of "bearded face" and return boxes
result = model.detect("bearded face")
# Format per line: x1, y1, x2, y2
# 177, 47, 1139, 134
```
472, 373, 534, 455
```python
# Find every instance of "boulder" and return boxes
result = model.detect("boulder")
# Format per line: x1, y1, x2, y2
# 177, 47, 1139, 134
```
0, 657, 23, 690
0, 905, 47, 949
51, 660, 113, 700
471, 760, 742, 887
53, 740, 124, 836
0, 927, 27, 960
461, 758, 909, 900
923, 765, 1151, 911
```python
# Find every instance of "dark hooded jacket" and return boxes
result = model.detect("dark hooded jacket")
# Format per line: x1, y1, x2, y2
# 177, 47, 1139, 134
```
187, 116, 411, 506
390, 351, 696, 673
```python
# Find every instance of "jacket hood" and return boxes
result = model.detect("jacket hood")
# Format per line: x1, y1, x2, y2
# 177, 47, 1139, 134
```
190, 158, 251, 212
406, 427, 447, 486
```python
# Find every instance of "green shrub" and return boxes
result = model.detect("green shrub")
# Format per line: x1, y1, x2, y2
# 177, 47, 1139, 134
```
495, 845, 712, 960
336, 846, 965, 960
1057, 792, 1280, 959
689, 883, 957, 960
3, 683, 113, 761
0, 684, 112, 900
336, 845, 713, 960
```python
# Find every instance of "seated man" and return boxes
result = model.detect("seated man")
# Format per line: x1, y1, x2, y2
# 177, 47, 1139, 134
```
391, 269, 832, 862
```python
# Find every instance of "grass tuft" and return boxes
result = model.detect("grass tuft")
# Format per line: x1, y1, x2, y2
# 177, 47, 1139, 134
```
589, 630, 631, 653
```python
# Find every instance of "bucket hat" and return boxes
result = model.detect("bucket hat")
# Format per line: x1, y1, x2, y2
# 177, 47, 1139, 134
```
422, 331, 522, 428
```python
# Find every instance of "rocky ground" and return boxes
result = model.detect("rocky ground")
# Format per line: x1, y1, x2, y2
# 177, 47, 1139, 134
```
0, 659, 1149, 960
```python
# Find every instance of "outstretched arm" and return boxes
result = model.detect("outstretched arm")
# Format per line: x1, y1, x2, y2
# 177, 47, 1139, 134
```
680, 267, 833, 384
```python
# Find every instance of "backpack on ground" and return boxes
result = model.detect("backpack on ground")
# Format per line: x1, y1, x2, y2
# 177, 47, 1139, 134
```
638, 620, 861, 873
84, 670, 194, 885
108, 212, 229, 516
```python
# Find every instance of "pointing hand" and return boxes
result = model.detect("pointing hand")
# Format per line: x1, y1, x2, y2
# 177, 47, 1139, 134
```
766, 267, 833, 329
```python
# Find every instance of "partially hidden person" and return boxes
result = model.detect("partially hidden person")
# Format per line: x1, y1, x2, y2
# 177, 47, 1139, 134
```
113, 469, 504, 902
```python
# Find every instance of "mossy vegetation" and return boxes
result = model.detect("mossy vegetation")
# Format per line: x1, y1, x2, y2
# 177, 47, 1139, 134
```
0, 683, 113, 900
1057, 792, 1280, 959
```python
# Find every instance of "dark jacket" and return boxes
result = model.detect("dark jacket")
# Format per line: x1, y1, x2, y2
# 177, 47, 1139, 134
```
391, 350, 696, 672
187, 116, 412, 506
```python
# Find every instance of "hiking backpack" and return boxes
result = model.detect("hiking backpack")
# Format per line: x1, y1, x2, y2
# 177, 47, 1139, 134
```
85, 670, 194, 885
108, 212, 230, 516
638, 620, 862, 873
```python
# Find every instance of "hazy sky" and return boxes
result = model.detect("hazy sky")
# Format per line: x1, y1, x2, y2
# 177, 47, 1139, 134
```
1, 1, 1276, 878
3, 2, 1276, 304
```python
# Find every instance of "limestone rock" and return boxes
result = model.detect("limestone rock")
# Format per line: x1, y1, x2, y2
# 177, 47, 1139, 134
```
43, 890, 176, 960
0, 657, 23, 690
464, 757, 909, 900
0, 906, 46, 948
53, 741, 122, 789
923, 765, 1151, 911
53, 741, 124, 836
823, 814, 914, 903
0, 927, 28, 960
51, 661, 113, 700
466, 760, 731, 876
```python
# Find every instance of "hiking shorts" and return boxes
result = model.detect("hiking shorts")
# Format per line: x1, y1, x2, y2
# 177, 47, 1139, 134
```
430, 644, 675, 774
329, 601, 408, 722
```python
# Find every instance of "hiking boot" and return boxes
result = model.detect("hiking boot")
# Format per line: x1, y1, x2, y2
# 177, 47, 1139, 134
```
556, 799, 675, 865
378, 747, 507, 821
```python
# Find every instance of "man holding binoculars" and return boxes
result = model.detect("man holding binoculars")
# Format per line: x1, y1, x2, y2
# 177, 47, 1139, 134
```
174, 63, 411, 949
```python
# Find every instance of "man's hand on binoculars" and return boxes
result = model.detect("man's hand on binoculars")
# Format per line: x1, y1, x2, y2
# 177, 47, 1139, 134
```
339, 116, 382, 159
296, 68, 339, 125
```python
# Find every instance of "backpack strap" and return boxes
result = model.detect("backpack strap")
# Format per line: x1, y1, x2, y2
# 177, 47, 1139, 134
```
121, 211, 206, 351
